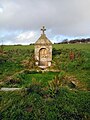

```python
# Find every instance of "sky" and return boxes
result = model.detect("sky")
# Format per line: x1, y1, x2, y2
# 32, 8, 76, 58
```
0, 0, 90, 45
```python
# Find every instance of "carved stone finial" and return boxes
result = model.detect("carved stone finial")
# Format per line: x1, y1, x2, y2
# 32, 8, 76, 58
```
41, 26, 46, 34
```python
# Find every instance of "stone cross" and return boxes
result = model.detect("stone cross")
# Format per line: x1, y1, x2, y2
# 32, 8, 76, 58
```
41, 26, 46, 34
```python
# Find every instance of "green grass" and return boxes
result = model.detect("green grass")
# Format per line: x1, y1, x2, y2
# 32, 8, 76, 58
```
53, 43, 90, 51
0, 43, 90, 88
1, 88, 90, 120
3, 45, 34, 51
3, 71, 59, 88
20, 72, 58, 87
0, 45, 34, 80
0, 43, 90, 119
2, 43, 90, 52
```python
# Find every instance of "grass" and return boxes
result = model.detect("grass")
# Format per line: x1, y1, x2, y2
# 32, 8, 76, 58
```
0, 43, 90, 87
3, 45, 34, 51
0, 43, 90, 120
0, 88, 90, 120
53, 43, 90, 51
0, 43, 90, 88
2, 71, 59, 88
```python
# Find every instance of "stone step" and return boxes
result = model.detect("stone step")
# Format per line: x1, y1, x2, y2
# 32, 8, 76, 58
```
0, 88, 22, 91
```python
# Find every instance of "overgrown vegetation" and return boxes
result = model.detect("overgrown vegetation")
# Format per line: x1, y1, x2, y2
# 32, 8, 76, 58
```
52, 46, 90, 90
1, 87, 90, 120
0, 44, 90, 120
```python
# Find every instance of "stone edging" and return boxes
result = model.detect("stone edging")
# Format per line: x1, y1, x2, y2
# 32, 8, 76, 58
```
0, 88, 22, 91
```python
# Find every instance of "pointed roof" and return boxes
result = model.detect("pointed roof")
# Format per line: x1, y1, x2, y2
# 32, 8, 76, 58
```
35, 34, 52, 45
35, 26, 52, 45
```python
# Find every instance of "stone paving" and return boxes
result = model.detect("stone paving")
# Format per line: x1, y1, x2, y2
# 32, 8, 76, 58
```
0, 88, 22, 91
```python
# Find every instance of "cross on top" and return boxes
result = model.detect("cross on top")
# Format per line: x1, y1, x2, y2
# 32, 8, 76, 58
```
41, 26, 46, 34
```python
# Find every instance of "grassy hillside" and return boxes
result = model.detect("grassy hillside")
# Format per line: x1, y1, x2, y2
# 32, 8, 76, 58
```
53, 43, 90, 51
0, 43, 90, 120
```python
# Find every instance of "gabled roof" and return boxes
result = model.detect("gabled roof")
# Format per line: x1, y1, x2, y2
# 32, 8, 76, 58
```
35, 34, 52, 45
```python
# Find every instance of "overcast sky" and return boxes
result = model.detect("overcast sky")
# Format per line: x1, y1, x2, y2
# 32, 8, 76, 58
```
0, 0, 90, 45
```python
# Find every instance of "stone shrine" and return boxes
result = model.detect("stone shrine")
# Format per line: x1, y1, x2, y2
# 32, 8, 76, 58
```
35, 26, 52, 68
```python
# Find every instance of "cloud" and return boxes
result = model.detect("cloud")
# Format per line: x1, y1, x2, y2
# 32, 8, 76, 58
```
15, 31, 40, 45
0, 30, 40, 45
0, 8, 3, 13
0, 0, 90, 44
16, 31, 34, 41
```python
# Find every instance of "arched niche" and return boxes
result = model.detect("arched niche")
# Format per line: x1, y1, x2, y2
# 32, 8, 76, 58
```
39, 48, 48, 66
